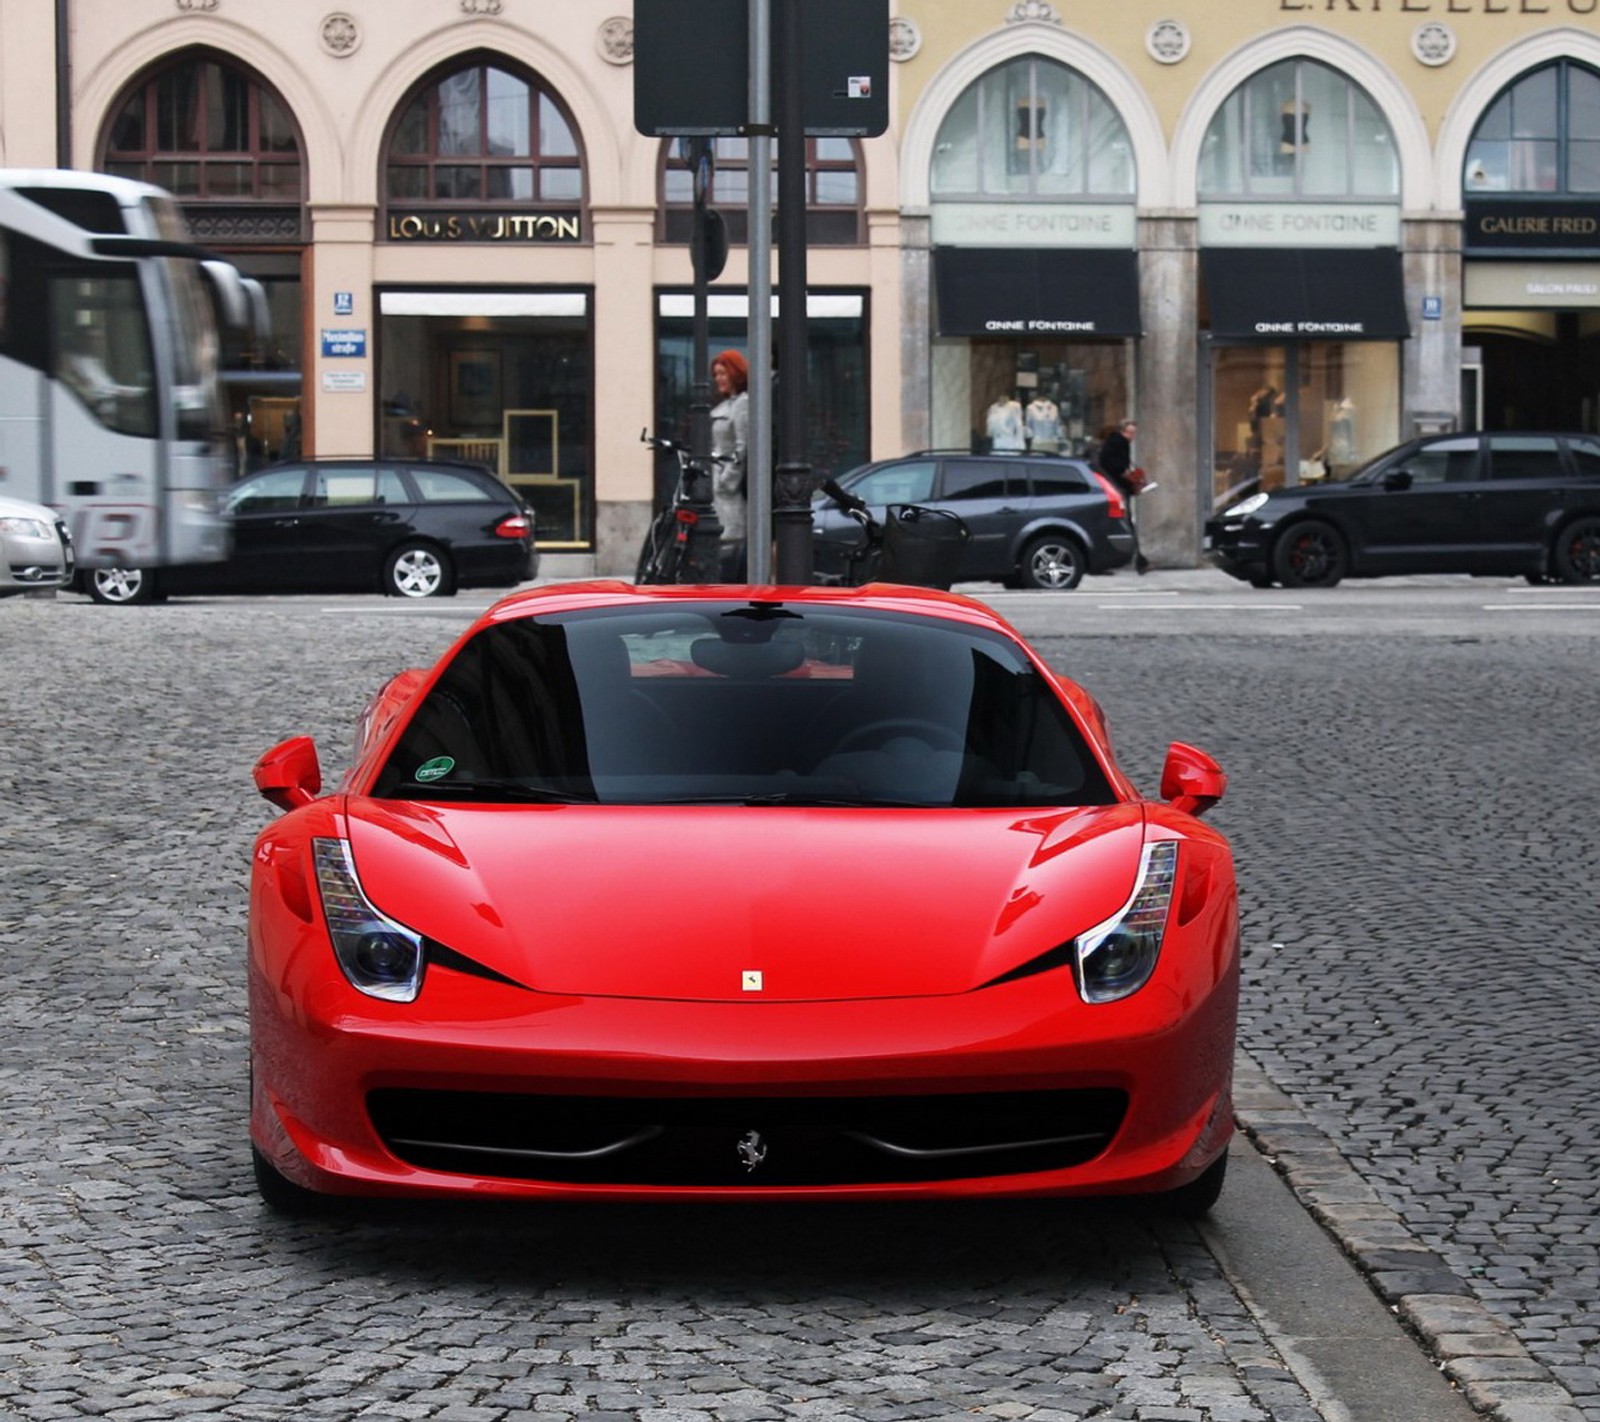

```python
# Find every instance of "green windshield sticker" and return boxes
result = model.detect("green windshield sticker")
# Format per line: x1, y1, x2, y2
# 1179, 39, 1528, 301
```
415, 756, 456, 783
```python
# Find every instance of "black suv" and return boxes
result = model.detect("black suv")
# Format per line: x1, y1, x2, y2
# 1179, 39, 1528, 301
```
83, 459, 539, 604
1206, 431, 1600, 588
812, 452, 1135, 590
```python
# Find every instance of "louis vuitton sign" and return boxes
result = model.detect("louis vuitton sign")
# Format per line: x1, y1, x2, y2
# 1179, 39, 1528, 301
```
386, 211, 583, 242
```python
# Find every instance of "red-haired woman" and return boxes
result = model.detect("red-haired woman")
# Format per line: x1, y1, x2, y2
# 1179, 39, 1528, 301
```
710, 348, 749, 580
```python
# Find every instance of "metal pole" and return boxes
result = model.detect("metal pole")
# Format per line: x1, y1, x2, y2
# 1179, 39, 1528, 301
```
55, 0, 72, 168
684, 138, 723, 580
746, 0, 774, 585
773, 0, 813, 584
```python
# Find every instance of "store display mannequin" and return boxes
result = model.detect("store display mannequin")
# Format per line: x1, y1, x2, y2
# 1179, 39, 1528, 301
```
1025, 395, 1063, 453
986, 392, 1024, 452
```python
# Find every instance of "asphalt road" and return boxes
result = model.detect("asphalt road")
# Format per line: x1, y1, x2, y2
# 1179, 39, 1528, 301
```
1, 569, 1595, 1422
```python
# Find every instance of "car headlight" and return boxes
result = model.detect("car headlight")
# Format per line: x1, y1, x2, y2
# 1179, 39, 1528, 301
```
1073, 841, 1178, 1004
1223, 493, 1269, 518
0, 516, 52, 538
312, 837, 425, 1002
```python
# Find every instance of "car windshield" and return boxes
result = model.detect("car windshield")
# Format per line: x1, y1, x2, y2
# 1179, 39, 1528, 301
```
371, 601, 1115, 808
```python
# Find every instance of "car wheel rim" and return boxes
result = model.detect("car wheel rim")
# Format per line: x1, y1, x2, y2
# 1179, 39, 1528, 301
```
393, 551, 442, 597
93, 568, 141, 602
1290, 532, 1334, 583
1569, 529, 1600, 580
1032, 544, 1076, 588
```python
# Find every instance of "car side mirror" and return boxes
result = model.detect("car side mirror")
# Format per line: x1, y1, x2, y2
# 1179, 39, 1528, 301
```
1160, 741, 1226, 818
253, 735, 322, 813
1383, 469, 1414, 491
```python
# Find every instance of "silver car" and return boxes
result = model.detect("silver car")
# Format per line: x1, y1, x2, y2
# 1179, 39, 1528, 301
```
0, 494, 75, 597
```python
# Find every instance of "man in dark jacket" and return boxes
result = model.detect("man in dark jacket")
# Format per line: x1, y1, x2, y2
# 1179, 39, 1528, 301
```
1096, 418, 1148, 573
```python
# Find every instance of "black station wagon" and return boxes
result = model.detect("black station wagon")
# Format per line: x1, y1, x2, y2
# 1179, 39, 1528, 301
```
83, 459, 538, 604
812, 452, 1136, 591
1205, 431, 1600, 588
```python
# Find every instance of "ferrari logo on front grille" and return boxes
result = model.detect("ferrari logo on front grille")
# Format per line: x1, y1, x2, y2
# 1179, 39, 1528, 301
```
737, 1129, 768, 1172
742, 970, 763, 992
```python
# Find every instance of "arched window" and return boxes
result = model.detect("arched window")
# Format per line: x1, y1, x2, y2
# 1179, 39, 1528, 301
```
1199, 59, 1397, 199
101, 51, 303, 202
386, 59, 584, 206
659, 137, 863, 245
931, 56, 1134, 199
1465, 61, 1600, 195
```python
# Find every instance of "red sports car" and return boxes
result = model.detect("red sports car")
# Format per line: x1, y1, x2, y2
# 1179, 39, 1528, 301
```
249, 582, 1238, 1213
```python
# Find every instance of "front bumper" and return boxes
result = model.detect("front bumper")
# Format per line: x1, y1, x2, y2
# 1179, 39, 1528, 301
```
250, 914, 1238, 1203
1202, 520, 1268, 582
1, 523, 75, 593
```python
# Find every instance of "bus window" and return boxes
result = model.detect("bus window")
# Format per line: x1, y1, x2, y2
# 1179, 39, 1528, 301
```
51, 270, 158, 437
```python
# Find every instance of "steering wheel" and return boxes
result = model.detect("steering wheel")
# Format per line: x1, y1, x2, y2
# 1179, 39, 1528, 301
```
830, 717, 965, 756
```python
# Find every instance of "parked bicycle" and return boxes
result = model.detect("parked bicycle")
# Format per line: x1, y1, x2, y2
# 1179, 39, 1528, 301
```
815, 479, 970, 589
635, 430, 728, 584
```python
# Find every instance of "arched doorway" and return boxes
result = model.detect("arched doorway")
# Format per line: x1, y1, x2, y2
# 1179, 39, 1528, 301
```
375, 54, 594, 549
99, 48, 308, 471
1461, 60, 1600, 432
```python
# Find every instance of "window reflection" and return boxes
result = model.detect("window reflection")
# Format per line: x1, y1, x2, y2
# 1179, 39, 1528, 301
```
932, 57, 1134, 199
1464, 61, 1600, 196
1199, 59, 1397, 200
385, 63, 585, 208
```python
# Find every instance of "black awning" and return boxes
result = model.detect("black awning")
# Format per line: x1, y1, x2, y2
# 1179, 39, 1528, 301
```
1201, 247, 1410, 340
932, 247, 1141, 339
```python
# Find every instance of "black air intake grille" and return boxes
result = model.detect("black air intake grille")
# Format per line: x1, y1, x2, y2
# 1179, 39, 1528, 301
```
368, 1087, 1127, 1186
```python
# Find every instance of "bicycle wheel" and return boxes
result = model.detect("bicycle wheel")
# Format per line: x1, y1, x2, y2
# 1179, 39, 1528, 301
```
634, 512, 678, 584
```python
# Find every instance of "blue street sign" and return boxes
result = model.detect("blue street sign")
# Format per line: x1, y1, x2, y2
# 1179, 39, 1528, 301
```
321, 328, 367, 358
1422, 296, 1442, 321
333, 291, 354, 316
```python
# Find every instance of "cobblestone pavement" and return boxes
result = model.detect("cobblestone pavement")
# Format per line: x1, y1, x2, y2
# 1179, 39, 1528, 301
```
0, 596, 1328, 1422
1024, 592, 1599, 1422
2, 584, 1595, 1422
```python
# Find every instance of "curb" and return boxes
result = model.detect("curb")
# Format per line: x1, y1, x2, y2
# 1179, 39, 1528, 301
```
1231, 1049, 1586, 1422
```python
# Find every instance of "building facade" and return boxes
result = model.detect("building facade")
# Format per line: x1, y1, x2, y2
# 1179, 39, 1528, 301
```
16, 0, 1600, 571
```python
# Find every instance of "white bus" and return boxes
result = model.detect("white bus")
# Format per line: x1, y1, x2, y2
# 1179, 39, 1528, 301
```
0, 170, 264, 591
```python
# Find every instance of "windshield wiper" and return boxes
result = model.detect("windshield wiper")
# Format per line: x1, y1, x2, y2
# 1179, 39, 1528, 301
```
397, 778, 597, 804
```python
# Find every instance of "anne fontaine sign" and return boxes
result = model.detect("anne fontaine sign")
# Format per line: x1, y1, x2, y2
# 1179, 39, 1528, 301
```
387, 210, 583, 242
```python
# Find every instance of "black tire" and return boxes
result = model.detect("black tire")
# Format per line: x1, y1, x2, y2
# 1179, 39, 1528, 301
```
251, 1145, 330, 1216
1272, 518, 1347, 589
1017, 533, 1087, 591
635, 515, 681, 585
87, 566, 160, 605
1553, 516, 1600, 584
1159, 1150, 1228, 1219
383, 542, 453, 598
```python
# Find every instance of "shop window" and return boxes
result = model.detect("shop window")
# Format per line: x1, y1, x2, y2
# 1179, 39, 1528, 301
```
931, 56, 1133, 200
1465, 62, 1600, 196
385, 60, 585, 209
1198, 60, 1397, 200
101, 51, 303, 203
379, 292, 593, 548
659, 137, 862, 245
653, 295, 868, 494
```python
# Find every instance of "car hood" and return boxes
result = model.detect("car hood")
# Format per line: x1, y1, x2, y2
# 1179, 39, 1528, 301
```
344, 800, 1148, 1002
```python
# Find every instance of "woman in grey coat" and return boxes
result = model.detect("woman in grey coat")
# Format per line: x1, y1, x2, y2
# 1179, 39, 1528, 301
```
709, 348, 749, 580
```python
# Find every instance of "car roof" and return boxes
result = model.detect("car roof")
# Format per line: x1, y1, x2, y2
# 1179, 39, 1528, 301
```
481, 580, 1019, 636
258, 457, 493, 474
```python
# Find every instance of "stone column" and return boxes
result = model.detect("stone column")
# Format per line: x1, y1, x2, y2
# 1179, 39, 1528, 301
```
1135, 213, 1200, 567
1402, 218, 1463, 434
899, 212, 932, 455
590, 205, 658, 575
306, 204, 378, 458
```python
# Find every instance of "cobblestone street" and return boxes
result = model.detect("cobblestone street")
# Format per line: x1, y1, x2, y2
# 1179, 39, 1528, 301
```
2, 581, 1596, 1421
